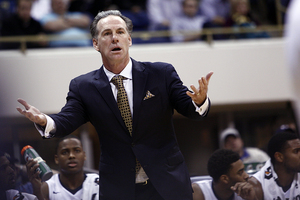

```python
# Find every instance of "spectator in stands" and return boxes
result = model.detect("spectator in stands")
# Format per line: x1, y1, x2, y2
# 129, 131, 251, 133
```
220, 127, 269, 174
147, 0, 183, 42
199, 0, 231, 39
89, 0, 149, 33
200, 0, 230, 27
170, 0, 206, 43
118, 0, 149, 33
225, 0, 269, 39
0, 0, 17, 31
192, 149, 257, 200
68, 0, 91, 13
30, 0, 51, 21
247, 130, 300, 199
1, 0, 47, 50
0, 151, 39, 200
147, 0, 183, 31
40, 0, 92, 47
27, 135, 99, 200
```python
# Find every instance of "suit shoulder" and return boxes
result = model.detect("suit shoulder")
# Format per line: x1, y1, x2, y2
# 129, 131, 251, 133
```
71, 69, 99, 82
133, 60, 175, 73
139, 60, 172, 68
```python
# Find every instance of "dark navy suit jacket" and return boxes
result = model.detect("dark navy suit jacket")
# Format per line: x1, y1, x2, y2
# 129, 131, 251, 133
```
50, 58, 210, 200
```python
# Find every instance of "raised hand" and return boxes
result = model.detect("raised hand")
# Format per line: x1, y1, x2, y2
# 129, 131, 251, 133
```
186, 71, 213, 106
16, 98, 47, 127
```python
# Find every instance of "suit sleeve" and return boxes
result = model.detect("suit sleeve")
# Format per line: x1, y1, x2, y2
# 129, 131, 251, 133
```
49, 78, 89, 137
165, 64, 209, 119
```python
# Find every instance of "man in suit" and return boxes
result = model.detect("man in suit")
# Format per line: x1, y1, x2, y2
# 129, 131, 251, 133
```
17, 10, 213, 200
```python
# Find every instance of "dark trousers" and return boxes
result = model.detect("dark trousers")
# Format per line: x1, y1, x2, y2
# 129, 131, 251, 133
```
135, 179, 164, 200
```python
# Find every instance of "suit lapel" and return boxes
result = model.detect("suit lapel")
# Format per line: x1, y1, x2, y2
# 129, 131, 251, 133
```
92, 61, 148, 138
92, 66, 130, 135
132, 59, 147, 136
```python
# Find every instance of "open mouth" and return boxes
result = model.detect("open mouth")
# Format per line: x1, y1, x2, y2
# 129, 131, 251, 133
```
112, 47, 121, 51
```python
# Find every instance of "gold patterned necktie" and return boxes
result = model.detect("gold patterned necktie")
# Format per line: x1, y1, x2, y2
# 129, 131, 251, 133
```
111, 75, 142, 175
111, 75, 132, 135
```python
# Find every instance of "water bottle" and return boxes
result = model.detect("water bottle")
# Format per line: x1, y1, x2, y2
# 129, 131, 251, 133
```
21, 145, 53, 182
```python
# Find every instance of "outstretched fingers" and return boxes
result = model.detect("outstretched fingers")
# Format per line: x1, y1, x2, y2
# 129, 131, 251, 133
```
16, 98, 47, 126
17, 98, 32, 116
17, 98, 31, 110
206, 71, 213, 84
186, 71, 213, 106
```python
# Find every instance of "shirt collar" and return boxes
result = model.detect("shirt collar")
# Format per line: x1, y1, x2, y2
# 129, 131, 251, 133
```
103, 59, 132, 82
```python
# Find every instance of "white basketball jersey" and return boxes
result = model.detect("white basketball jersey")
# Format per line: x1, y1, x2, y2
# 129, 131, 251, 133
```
252, 159, 300, 200
6, 189, 38, 200
195, 180, 243, 200
46, 173, 99, 200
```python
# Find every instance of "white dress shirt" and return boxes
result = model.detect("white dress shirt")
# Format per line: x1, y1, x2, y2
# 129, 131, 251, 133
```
103, 59, 134, 117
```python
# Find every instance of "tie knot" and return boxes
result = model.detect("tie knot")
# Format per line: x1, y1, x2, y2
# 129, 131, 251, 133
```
111, 75, 127, 89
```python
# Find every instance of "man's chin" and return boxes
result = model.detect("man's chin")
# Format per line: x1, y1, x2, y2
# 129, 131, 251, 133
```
62, 167, 82, 174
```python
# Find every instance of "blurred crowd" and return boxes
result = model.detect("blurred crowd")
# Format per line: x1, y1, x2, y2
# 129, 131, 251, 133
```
0, 0, 292, 49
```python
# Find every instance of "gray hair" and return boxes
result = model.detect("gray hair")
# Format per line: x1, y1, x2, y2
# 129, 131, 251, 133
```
90, 10, 133, 39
